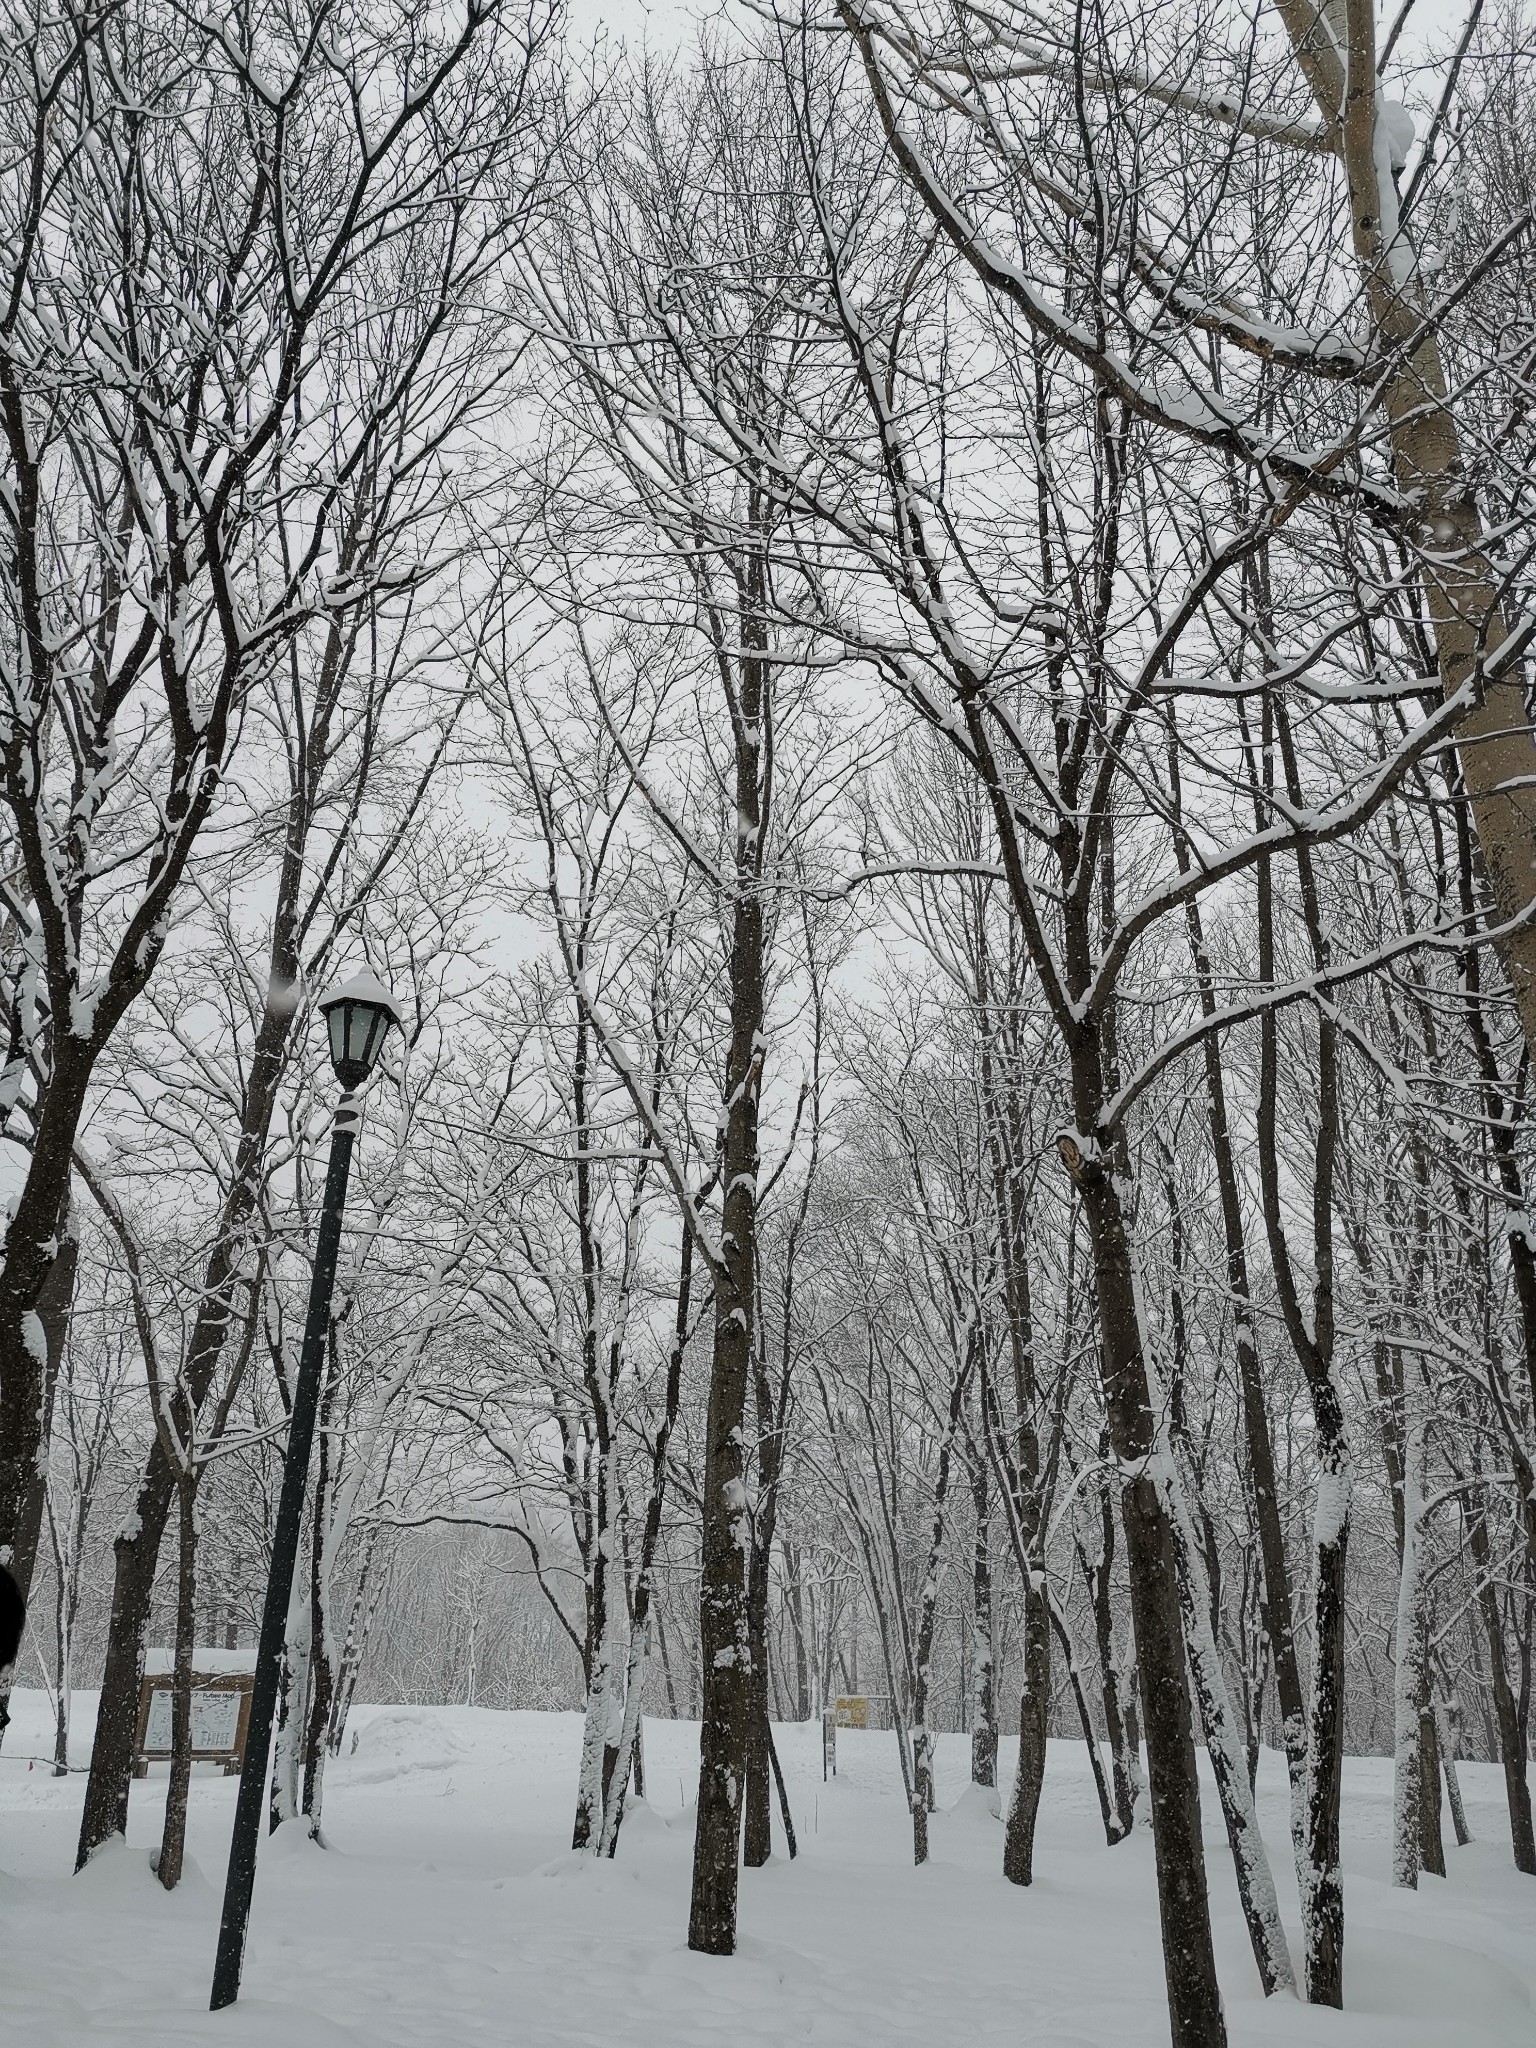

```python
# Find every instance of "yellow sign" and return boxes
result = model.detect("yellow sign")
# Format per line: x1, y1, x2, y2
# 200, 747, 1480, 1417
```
834, 1694, 869, 1729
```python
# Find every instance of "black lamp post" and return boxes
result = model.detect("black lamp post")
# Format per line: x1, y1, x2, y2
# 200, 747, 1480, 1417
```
211, 971, 400, 2013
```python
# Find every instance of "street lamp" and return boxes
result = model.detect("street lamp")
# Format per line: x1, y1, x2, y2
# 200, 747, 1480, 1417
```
211, 971, 401, 2013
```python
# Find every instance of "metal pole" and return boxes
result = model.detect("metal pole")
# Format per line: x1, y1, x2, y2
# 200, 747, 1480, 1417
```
210, 1091, 361, 2011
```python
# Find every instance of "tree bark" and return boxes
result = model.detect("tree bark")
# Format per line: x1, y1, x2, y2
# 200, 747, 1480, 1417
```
157, 1472, 197, 1891
970, 1457, 997, 1789
687, 570, 768, 1956
1064, 1141, 1226, 2048
1002, 1583, 1051, 1884
1469, 1504, 1536, 1872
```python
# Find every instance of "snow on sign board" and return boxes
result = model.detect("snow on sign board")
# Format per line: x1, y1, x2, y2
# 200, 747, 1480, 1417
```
133, 1661, 255, 1776
833, 1695, 869, 1729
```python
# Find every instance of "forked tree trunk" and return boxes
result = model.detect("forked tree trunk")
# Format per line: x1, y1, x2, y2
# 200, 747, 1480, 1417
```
1083, 1485, 1141, 1838
77, 956, 303, 1869
1002, 1583, 1050, 1884
1160, 1451, 1294, 1995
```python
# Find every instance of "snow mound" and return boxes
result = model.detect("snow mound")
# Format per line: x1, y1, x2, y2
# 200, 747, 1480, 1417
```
1345, 1925, 1531, 2029
73, 1834, 212, 1908
266, 1816, 327, 1862
344, 1706, 470, 1783
941, 1780, 1002, 1824
612, 1795, 671, 1843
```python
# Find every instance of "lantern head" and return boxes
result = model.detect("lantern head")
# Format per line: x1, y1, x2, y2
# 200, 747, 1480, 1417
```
317, 971, 401, 1089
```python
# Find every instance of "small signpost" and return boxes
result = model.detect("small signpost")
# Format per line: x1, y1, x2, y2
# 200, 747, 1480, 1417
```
134, 1652, 256, 1779
824, 1693, 874, 1779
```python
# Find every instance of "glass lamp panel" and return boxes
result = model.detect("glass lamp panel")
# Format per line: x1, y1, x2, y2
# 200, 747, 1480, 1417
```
347, 1003, 372, 1068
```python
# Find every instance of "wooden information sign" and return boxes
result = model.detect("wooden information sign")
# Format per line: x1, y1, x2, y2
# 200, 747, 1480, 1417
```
833, 1694, 870, 1729
133, 1654, 256, 1778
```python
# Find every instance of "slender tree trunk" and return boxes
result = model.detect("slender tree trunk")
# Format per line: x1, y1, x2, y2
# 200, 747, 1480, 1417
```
1418, 1705, 1446, 1878
1160, 1454, 1294, 1995
1392, 1417, 1428, 1889
687, 582, 768, 1955
1047, 1597, 1121, 1844
1436, 1697, 1472, 1850
157, 1471, 197, 1891
302, 1359, 339, 1833
271, 1571, 312, 1835
1084, 1485, 1140, 1837
970, 1457, 997, 1789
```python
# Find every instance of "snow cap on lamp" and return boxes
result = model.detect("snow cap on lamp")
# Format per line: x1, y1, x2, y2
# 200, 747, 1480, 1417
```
318, 970, 401, 1088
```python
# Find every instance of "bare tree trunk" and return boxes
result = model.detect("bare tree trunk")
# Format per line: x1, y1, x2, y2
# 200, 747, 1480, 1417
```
1002, 1583, 1050, 1885
1265, 0, 1536, 1050
75, 1454, 174, 1863
1418, 1705, 1446, 1878
1064, 1140, 1226, 2048
1435, 1696, 1472, 1850
687, 566, 769, 1955
157, 1471, 197, 1891
1392, 1416, 1428, 1890
970, 1456, 997, 1789
1083, 1484, 1140, 1837
1470, 1505, 1535, 1872
0, 1216, 77, 1746
302, 1351, 340, 1834
1047, 1598, 1121, 1844
1161, 1455, 1294, 1995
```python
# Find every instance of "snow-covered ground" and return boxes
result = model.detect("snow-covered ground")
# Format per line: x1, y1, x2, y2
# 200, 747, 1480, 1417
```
2, 1690, 1531, 2046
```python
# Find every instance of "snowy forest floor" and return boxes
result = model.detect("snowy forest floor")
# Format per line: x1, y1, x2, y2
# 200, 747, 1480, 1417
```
2, 1692, 1531, 2047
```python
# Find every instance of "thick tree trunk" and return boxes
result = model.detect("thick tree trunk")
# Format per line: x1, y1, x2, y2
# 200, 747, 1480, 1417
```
1271, 0, 1536, 1050
0, 1063, 90, 1605
1002, 1583, 1051, 1885
0, 1208, 79, 1751
1470, 1507, 1536, 1872
75, 1447, 176, 1865
1084, 1484, 1141, 1838
1064, 1140, 1226, 2048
